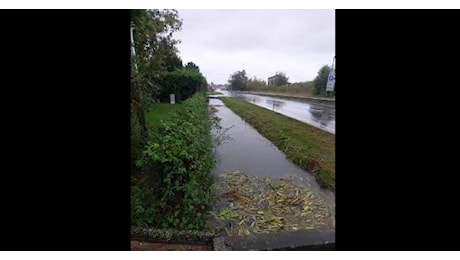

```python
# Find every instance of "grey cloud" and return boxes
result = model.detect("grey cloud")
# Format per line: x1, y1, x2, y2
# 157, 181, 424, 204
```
176, 9, 335, 84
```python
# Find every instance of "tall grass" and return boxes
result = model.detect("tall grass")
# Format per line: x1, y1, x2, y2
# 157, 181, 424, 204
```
247, 82, 313, 97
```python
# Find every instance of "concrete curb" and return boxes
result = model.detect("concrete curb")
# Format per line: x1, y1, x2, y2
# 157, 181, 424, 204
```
131, 227, 334, 250
131, 226, 214, 245
213, 237, 232, 251
221, 229, 335, 251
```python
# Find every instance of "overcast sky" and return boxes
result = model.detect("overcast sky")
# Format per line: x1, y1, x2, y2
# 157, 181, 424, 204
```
175, 9, 335, 85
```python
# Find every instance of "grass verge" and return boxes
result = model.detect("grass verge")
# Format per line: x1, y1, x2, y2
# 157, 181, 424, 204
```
145, 103, 183, 130
221, 97, 335, 191
207, 91, 223, 95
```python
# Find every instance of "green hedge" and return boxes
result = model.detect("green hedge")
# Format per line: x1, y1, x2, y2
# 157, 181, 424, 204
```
133, 93, 215, 230
157, 69, 207, 103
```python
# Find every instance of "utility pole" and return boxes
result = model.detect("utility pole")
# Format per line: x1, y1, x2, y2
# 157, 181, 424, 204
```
131, 21, 138, 72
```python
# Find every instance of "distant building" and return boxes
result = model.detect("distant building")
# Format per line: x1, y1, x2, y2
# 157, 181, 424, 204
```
268, 74, 285, 86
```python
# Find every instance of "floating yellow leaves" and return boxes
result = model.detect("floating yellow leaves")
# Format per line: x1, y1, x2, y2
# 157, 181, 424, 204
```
208, 171, 334, 237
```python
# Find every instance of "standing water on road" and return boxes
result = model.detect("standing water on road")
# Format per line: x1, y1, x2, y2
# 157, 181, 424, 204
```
219, 90, 335, 135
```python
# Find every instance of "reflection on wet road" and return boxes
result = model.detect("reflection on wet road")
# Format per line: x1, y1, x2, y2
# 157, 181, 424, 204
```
217, 90, 335, 134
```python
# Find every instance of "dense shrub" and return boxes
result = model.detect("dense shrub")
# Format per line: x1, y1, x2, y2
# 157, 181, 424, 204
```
131, 113, 143, 172
157, 69, 207, 103
246, 78, 313, 96
131, 71, 158, 173
133, 93, 215, 230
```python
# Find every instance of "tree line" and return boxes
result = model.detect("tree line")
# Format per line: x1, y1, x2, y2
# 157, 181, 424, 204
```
227, 65, 335, 96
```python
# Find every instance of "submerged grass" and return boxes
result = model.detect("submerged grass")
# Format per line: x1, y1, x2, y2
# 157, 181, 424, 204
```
221, 97, 335, 191
208, 171, 334, 237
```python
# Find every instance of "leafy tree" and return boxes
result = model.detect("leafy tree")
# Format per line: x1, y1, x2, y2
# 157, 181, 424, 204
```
131, 9, 182, 114
246, 77, 267, 90
131, 9, 182, 72
163, 51, 183, 72
228, 70, 248, 90
270, 72, 289, 86
313, 65, 332, 96
131, 9, 183, 171
185, 62, 200, 72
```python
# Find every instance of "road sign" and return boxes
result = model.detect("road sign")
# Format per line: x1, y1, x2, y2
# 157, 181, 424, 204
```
326, 70, 335, 92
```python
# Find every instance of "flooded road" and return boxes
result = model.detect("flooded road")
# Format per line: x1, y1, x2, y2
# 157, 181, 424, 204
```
216, 90, 335, 135
209, 98, 335, 206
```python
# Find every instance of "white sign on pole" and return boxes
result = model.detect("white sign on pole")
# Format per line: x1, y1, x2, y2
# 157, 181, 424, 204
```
326, 70, 335, 92
170, 94, 175, 104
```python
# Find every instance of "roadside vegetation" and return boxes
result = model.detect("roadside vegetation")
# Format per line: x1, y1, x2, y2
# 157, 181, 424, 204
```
221, 97, 335, 191
133, 94, 215, 230
227, 65, 335, 98
130, 9, 335, 234
131, 10, 215, 230
247, 77, 313, 98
